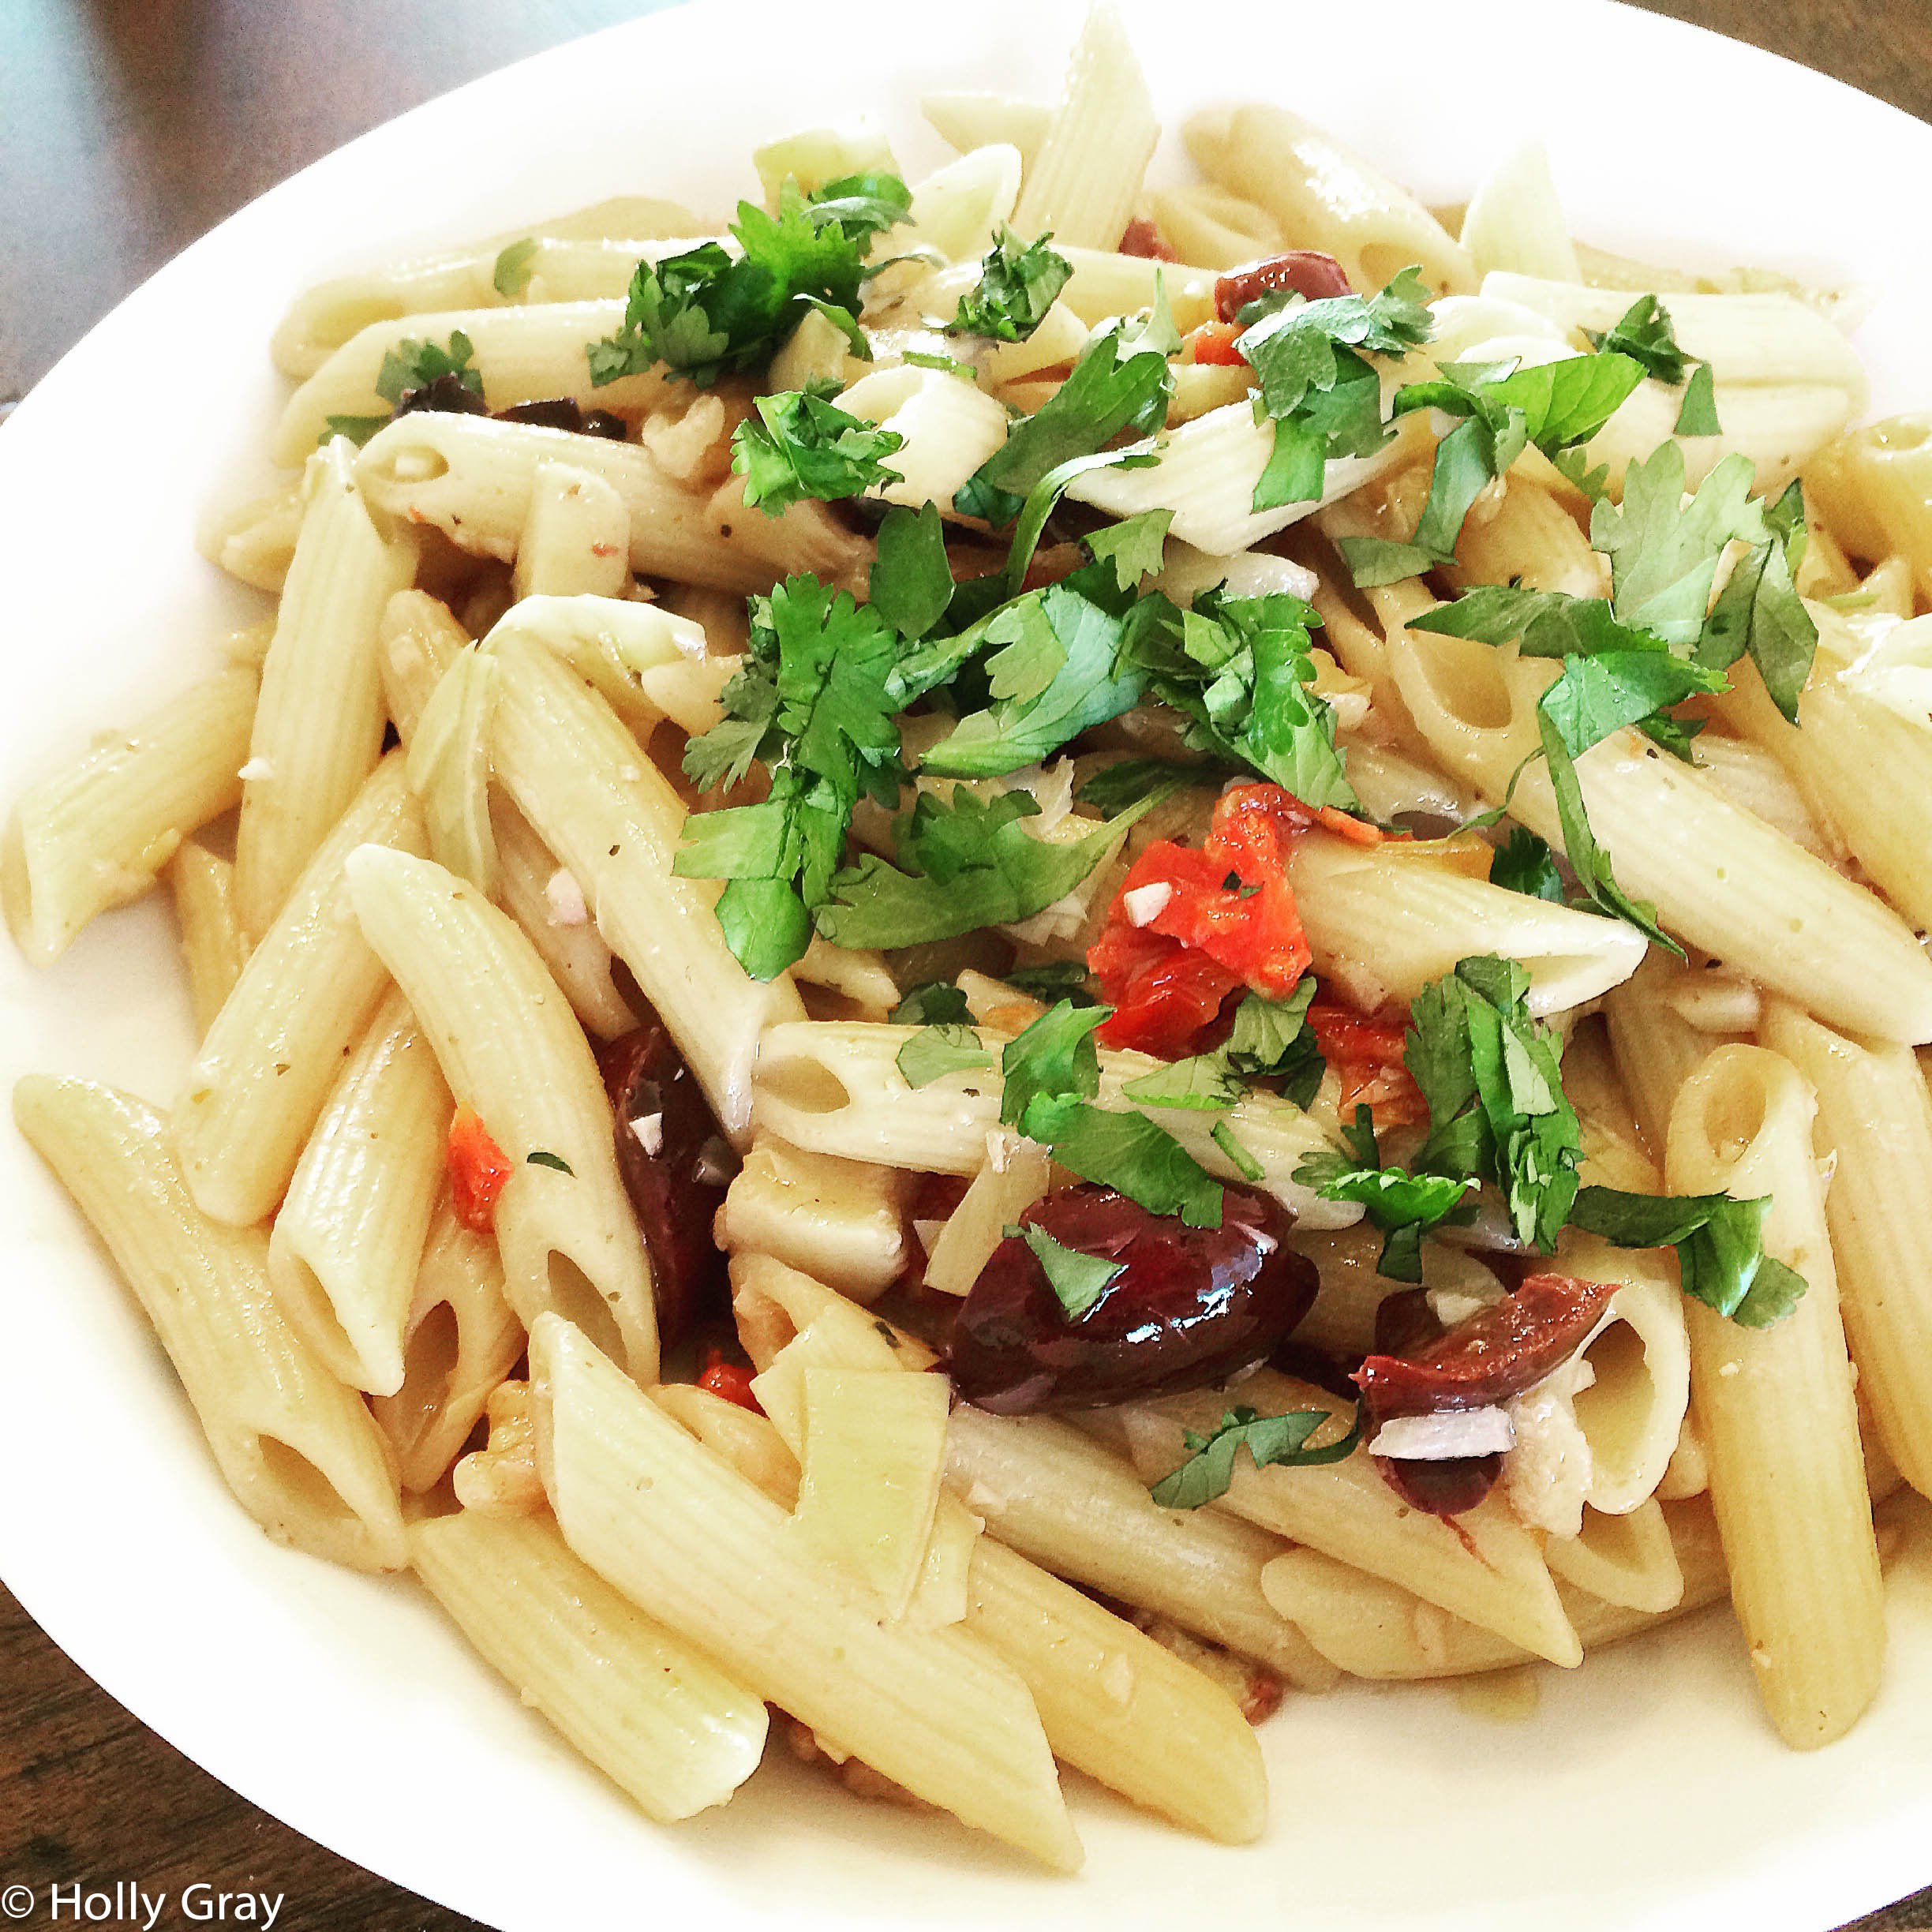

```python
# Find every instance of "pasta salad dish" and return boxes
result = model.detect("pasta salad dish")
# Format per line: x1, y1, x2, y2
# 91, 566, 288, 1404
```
11, 0, 1932, 1872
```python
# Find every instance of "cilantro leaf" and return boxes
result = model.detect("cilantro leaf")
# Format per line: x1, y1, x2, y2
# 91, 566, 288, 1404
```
1237, 267, 1432, 515
322, 414, 391, 447
1120, 590, 1356, 811
923, 582, 1145, 777
890, 982, 973, 1026
376, 331, 482, 406
526, 1149, 575, 1174
587, 174, 909, 388
1223, 982, 1326, 1107
1406, 957, 1582, 1252
1586, 294, 1690, 385
897, 1023, 994, 1088
1210, 1116, 1265, 1181
995, 1002, 1223, 1226
731, 381, 905, 514
1293, 1147, 1478, 1282
1536, 710, 1680, 953
1121, 1055, 1248, 1110
1538, 649, 1728, 762
869, 503, 954, 639
999, 998, 1108, 1126
1340, 352, 1642, 586
1022, 1095, 1224, 1226
1568, 1185, 1805, 1326
1085, 509, 1174, 591
948, 225, 1073, 343
814, 785, 1140, 949
953, 317, 1176, 527
1593, 442, 1762, 648
1003, 961, 1098, 1007
674, 576, 903, 977
1698, 478, 1818, 722
1012, 1219, 1124, 1317
1489, 826, 1566, 904
492, 238, 539, 299
1148, 1403, 1361, 1509
1073, 758, 1206, 815
1676, 361, 1722, 436
1409, 584, 1662, 659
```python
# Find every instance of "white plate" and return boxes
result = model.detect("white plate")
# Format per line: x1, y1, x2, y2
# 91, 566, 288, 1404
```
3, 0, 1931, 1925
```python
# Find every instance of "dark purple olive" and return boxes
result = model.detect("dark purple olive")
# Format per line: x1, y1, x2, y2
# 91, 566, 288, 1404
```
494, 398, 629, 440
1378, 1454, 1502, 1518
597, 1019, 736, 1351
393, 372, 491, 418
946, 1185, 1316, 1414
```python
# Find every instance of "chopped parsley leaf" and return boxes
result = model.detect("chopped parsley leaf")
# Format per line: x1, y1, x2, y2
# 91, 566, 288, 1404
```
730, 380, 904, 514
1010, 1219, 1123, 1317
492, 238, 539, 299
896, 1023, 994, 1088
1149, 1402, 1361, 1509
947, 225, 1073, 343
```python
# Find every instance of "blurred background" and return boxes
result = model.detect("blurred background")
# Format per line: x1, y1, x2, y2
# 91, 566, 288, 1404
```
1, 1, 1928, 1928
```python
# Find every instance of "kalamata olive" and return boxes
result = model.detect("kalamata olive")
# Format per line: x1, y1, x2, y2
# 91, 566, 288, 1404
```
1354, 1272, 1616, 1417
1379, 1454, 1503, 1518
947, 1184, 1316, 1413
1354, 1273, 1616, 1518
597, 1018, 737, 1351
1214, 250, 1354, 323
494, 397, 629, 440
393, 371, 492, 418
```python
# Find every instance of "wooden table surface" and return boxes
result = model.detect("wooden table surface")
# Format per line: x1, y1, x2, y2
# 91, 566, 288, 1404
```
2, 0, 1930, 1926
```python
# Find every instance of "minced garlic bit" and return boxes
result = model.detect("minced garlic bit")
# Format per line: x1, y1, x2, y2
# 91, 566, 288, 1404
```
544, 865, 590, 927
1122, 881, 1174, 927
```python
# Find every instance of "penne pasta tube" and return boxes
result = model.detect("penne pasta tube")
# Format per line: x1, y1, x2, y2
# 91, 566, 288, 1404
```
1543, 1498, 1685, 1615
749, 1018, 1360, 1226
1458, 144, 1580, 284
1804, 414, 1932, 594
1720, 614, 1932, 930
1009, 4, 1157, 253
657, 1382, 1271, 1843
1184, 103, 1473, 295
714, 1136, 907, 1301
408, 1506, 769, 1822
267, 986, 451, 1396
1121, 1368, 1582, 1667
174, 754, 429, 1226
356, 412, 867, 596
346, 845, 659, 1383
1286, 830, 1646, 1017
943, 1404, 1336, 1690
1146, 182, 1281, 270
4, 665, 257, 965
485, 631, 806, 1144
1665, 1044, 1884, 1747
234, 439, 419, 939
530, 1314, 1082, 1870
1481, 273, 1870, 402
272, 301, 672, 463
16, 1076, 405, 1572
1260, 1496, 1731, 1680
1065, 399, 1426, 556
196, 483, 304, 593
167, 842, 250, 1036
372, 1196, 525, 1492
1603, 953, 1735, 1163
270, 213, 704, 375
489, 798, 638, 1043
1761, 1001, 1932, 1500
1052, 246, 1219, 331
1388, 629, 1932, 1042
377, 589, 470, 743
511, 461, 632, 601
483, 593, 733, 739
921, 93, 1051, 173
